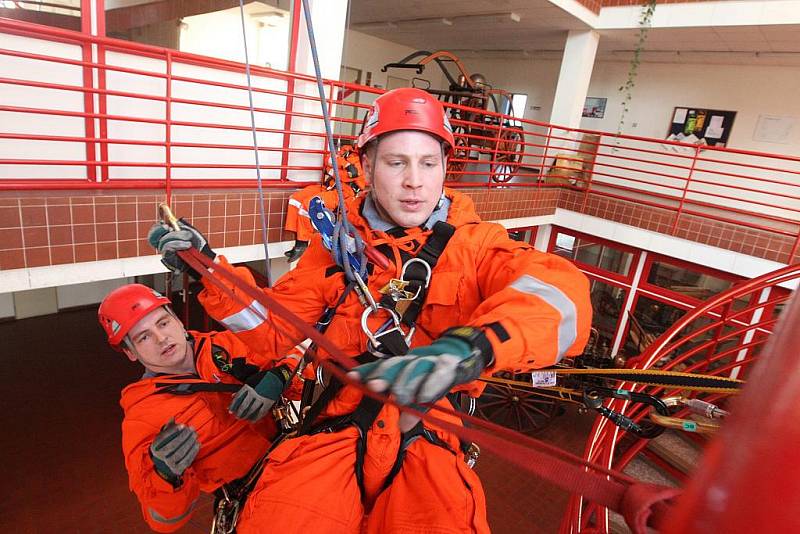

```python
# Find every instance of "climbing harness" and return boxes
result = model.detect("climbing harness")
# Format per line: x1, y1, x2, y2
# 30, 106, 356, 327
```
177, 246, 680, 533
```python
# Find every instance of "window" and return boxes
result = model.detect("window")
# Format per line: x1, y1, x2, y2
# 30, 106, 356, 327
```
646, 259, 733, 301
0, 0, 81, 31
552, 231, 634, 277
507, 226, 537, 245
586, 280, 627, 359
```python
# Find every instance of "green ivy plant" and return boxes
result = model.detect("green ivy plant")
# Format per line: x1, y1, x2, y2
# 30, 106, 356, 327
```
617, 0, 657, 137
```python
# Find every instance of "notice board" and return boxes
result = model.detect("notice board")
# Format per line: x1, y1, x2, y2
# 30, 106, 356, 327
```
668, 107, 737, 147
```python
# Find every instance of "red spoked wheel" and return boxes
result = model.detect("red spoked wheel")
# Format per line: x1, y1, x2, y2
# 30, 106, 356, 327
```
489, 126, 525, 183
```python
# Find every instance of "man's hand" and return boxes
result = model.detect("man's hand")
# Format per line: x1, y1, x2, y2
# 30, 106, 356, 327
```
348, 327, 492, 431
229, 366, 291, 422
149, 420, 200, 487
147, 218, 215, 276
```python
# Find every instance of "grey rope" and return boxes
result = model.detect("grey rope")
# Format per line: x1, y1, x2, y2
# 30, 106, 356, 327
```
238, 0, 273, 286
300, 0, 366, 283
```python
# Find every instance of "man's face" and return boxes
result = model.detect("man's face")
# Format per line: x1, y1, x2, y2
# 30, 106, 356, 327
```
362, 130, 446, 229
123, 307, 193, 374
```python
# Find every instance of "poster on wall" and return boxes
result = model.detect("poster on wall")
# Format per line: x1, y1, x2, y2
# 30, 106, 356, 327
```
753, 115, 796, 144
666, 107, 737, 149
582, 97, 607, 119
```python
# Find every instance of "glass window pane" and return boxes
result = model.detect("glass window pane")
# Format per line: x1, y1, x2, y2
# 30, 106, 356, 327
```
584, 280, 627, 359
623, 295, 687, 358
1, 0, 81, 31
552, 232, 633, 277
646, 260, 733, 300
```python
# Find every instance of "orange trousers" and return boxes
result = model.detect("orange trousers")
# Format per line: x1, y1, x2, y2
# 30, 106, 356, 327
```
236, 427, 490, 533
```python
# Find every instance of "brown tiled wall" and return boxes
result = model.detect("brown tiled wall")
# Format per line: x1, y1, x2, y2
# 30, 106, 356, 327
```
0, 187, 796, 271
0, 190, 292, 270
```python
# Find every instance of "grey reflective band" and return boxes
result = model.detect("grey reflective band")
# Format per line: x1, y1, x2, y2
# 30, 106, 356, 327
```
510, 275, 577, 361
148, 498, 199, 525
220, 299, 268, 333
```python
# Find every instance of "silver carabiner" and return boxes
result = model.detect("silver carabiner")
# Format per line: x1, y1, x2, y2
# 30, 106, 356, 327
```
361, 304, 403, 349
399, 257, 432, 300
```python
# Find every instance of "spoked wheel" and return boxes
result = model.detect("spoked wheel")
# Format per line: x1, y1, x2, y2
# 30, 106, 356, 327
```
490, 126, 524, 183
476, 373, 560, 435
446, 128, 470, 182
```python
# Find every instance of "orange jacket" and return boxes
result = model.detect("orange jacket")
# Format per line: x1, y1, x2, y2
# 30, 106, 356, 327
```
200, 189, 591, 495
120, 330, 277, 532
285, 145, 367, 241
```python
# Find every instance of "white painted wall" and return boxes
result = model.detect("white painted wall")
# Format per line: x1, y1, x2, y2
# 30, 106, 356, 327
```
0, 33, 87, 180
579, 60, 800, 155
343, 30, 447, 101
56, 277, 133, 309
0, 292, 14, 319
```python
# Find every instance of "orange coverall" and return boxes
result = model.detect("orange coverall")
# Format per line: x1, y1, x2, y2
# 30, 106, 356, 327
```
199, 189, 592, 533
120, 330, 279, 532
284, 146, 367, 241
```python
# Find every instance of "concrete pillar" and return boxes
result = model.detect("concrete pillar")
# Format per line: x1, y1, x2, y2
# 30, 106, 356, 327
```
286, 0, 349, 181
550, 30, 600, 129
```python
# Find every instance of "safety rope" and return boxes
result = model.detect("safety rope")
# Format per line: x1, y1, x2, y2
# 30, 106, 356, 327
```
552, 367, 742, 392
178, 246, 678, 533
237, 0, 273, 286
299, 0, 367, 284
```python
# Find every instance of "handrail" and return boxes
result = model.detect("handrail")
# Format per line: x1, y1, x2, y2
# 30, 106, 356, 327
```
1, 16, 799, 256
561, 263, 800, 533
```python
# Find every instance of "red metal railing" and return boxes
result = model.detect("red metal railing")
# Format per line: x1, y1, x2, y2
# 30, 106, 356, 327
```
2, 17, 799, 253
560, 263, 800, 533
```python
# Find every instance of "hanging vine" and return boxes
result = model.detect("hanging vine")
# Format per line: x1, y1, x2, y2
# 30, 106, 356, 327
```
617, 0, 657, 136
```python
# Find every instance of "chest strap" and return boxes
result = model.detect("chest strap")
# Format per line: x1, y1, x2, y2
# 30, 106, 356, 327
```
373, 220, 456, 356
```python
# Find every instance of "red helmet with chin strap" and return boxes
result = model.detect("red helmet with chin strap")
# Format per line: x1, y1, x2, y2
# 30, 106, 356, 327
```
357, 88, 454, 153
98, 284, 172, 349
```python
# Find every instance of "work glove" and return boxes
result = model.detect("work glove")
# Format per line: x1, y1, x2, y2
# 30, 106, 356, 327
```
149, 420, 200, 488
348, 326, 493, 432
229, 365, 292, 422
147, 218, 216, 277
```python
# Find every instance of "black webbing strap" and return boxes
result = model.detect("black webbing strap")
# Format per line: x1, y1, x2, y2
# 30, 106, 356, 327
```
298, 351, 377, 435
154, 381, 241, 395
380, 420, 455, 493
374, 221, 456, 356
298, 282, 358, 415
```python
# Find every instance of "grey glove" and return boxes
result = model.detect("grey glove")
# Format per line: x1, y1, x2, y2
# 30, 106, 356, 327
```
149, 420, 200, 487
229, 366, 290, 422
147, 218, 215, 276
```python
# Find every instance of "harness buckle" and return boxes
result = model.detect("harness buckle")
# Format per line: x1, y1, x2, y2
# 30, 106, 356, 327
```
465, 443, 480, 469
379, 278, 416, 302
361, 304, 415, 356
210, 487, 240, 534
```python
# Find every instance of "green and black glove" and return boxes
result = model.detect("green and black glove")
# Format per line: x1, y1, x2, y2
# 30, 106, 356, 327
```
348, 326, 493, 430
147, 218, 216, 277
229, 366, 291, 422
149, 420, 200, 488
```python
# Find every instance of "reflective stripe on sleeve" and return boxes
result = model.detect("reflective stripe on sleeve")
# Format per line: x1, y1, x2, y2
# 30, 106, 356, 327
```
288, 198, 310, 218
510, 274, 577, 360
149, 497, 199, 525
220, 299, 268, 333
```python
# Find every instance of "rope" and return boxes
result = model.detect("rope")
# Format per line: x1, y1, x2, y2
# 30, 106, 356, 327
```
178, 247, 678, 532
299, 0, 366, 283
237, 0, 273, 286
550, 368, 743, 394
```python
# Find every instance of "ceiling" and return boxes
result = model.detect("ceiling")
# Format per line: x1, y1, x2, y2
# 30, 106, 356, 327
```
347, 0, 800, 66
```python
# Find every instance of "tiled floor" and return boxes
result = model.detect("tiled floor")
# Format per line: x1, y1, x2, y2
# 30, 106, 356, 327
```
1, 307, 594, 533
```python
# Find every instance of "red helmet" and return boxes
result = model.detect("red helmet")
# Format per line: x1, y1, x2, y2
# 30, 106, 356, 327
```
357, 88, 454, 153
98, 284, 171, 348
